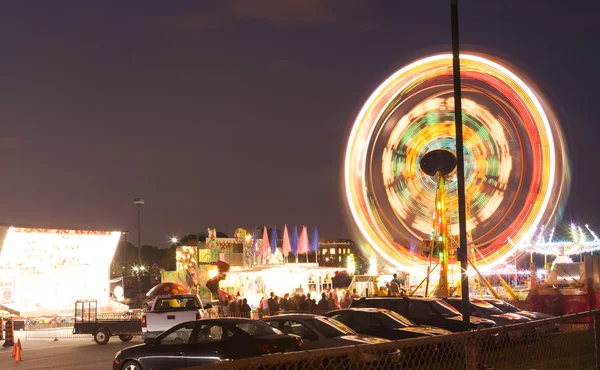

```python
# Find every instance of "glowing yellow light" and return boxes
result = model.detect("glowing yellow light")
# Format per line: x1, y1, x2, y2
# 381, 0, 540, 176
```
0, 227, 121, 314
347, 254, 356, 275
368, 256, 378, 276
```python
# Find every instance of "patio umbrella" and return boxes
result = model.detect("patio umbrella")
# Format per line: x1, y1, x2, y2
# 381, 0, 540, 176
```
252, 228, 259, 255
310, 226, 319, 262
298, 226, 309, 255
291, 225, 299, 258
262, 226, 270, 257
271, 226, 278, 254
282, 225, 291, 256
146, 282, 189, 298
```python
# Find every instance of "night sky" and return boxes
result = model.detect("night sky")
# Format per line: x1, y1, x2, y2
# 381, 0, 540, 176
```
0, 1, 598, 247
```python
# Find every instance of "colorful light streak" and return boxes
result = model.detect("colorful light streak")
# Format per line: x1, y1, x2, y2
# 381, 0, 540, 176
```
516, 224, 600, 256
344, 53, 569, 272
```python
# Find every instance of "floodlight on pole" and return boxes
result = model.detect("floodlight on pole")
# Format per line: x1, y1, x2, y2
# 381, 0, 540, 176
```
133, 198, 145, 300
122, 230, 129, 275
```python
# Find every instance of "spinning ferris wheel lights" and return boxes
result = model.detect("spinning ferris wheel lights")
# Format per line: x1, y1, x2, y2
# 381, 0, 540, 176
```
344, 53, 569, 273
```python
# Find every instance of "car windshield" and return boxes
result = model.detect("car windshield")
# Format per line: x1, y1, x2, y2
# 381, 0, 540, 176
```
491, 301, 518, 313
313, 317, 356, 338
378, 311, 414, 327
432, 300, 461, 317
471, 301, 504, 315
236, 321, 282, 336
154, 297, 198, 310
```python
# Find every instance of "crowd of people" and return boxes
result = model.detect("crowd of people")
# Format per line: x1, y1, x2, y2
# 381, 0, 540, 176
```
219, 288, 362, 318
215, 273, 412, 318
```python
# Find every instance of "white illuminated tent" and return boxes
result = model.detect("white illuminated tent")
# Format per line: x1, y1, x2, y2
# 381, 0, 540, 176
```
0, 225, 121, 316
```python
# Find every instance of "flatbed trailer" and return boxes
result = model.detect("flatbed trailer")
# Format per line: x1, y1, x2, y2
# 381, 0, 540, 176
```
73, 300, 142, 345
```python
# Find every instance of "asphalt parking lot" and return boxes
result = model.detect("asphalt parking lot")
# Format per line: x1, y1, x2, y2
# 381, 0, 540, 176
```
0, 332, 141, 370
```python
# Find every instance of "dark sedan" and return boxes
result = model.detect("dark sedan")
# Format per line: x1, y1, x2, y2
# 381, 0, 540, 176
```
262, 314, 401, 366
325, 308, 452, 340
483, 299, 554, 320
261, 314, 391, 350
113, 318, 302, 370
443, 298, 531, 326
350, 297, 496, 332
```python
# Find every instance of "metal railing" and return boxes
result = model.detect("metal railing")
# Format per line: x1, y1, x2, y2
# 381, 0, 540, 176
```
206, 309, 331, 320
184, 310, 600, 370
20, 325, 88, 340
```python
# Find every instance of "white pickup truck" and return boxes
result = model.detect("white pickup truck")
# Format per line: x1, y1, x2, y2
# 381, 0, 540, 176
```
141, 294, 208, 339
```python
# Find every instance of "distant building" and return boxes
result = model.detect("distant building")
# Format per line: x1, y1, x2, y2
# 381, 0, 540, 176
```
318, 238, 359, 267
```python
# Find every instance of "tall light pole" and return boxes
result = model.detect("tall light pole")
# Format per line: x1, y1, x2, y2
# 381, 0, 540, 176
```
450, 0, 470, 327
134, 198, 145, 300
122, 230, 129, 276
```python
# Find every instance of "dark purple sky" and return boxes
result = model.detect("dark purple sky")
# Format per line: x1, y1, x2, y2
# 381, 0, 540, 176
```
0, 0, 598, 247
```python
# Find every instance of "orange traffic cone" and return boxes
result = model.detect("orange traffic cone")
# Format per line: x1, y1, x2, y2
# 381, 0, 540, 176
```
17, 339, 21, 350
14, 343, 22, 362
11, 343, 16, 357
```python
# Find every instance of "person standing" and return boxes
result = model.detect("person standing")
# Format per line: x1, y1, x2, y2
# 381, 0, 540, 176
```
280, 293, 290, 312
240, 298, 251, 318
317, 293, 329, 312
391, 273, 402, 287
341, 290, 352, 308
267, 292, 279, 316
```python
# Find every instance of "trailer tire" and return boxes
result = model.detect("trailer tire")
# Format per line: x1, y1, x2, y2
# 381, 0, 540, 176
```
94, 327, 111, 345
119, 334, 134, 342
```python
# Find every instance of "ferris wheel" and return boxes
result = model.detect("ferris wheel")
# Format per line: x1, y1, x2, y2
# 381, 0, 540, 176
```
344, 53, 569, 273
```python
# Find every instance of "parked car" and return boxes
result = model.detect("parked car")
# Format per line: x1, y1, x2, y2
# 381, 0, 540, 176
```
261, 314, 391, 349
483, 299, 554, 320
141, 294, 208, 340
483, 298, 559, 336
113, 318, 302, 370
324, 308, 452, 340
349, 297, 496, 332
443, 298, 531, 326
262, 314, 401, 367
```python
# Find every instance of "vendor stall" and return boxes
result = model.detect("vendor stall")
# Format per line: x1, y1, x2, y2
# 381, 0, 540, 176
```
0, 226, 121, 315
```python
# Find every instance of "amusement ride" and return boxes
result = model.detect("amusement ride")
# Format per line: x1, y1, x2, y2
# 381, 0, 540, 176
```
343, 53, 589, 300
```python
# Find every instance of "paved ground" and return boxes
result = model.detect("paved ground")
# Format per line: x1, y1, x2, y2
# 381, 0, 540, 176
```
0, 332, 142, 370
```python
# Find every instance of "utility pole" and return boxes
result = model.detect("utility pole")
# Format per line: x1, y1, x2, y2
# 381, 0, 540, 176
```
134, 198, 145, 301
122, 230, 129, 276
450, 0, 470, 327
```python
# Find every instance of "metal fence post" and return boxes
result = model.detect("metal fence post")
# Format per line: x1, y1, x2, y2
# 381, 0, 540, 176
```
594, 311, 600, 370
464, 333, 478, 370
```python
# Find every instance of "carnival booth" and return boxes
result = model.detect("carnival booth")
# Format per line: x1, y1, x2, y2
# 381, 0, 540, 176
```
0, 226, 121, 315
161, 227, 346, 308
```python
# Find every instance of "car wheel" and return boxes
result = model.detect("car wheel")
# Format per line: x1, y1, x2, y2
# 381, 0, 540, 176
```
122, 360, 143, 370
94, 327, 110, 345
119, 334, 134, 342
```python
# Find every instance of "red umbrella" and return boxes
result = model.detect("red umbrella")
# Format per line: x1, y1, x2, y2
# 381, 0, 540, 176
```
146, 282, 189, 298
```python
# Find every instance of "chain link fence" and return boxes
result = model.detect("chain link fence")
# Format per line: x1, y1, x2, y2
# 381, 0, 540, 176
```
185, 310, 599, 370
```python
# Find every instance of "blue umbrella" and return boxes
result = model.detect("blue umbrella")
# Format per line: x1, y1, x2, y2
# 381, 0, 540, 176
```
252, 228, 259, 255
291, 225, 299, 255
271, 226, 278, 254
310, 226, 319, 253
